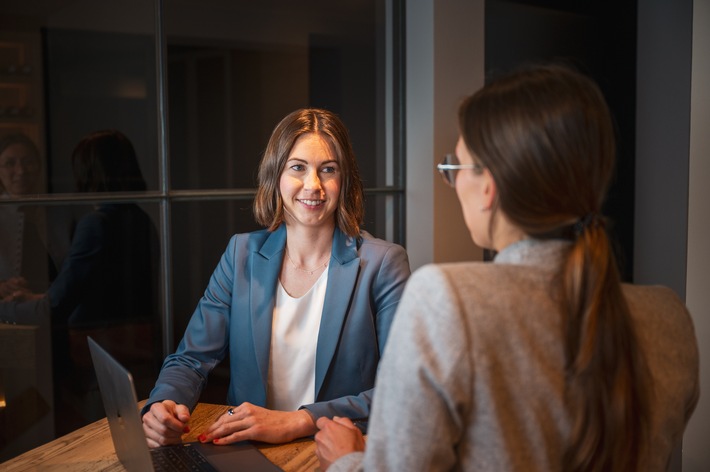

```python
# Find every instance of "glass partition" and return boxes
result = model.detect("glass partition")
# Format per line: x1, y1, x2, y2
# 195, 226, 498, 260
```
0, 0, 404, 460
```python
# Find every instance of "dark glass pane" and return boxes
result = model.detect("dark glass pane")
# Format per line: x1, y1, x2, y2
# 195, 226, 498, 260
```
165, 0, 384, 191
0, 201, 162, 454
363, 191, 404, 243
42, 7, 159, 193
0, 1, 162, 460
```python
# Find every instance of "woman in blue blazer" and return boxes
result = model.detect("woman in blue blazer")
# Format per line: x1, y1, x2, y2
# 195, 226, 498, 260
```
142, 108, 410, 447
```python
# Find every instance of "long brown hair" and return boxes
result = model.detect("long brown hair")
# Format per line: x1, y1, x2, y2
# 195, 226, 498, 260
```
459, 65, 650, 471
253, 108, 364, 237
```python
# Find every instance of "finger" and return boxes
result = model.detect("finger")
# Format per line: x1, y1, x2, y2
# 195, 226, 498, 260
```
315, 448, 331, 471
143, 420, 183, 447
316, 416, 332, 430
333, 416, 355, 427
201, 409, 242, 442
332, 417, 357, 429
149, 402, 188, 435
210, 428, 252, 445
145, 436, 162, 449
174, 403, 191, 423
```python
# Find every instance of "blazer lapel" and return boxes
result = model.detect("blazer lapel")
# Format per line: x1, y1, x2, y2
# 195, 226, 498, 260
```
314, 229, 361, 397
250, 225, 286, 394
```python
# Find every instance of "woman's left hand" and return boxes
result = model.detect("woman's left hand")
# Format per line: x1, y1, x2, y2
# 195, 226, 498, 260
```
198, 402, 317, 445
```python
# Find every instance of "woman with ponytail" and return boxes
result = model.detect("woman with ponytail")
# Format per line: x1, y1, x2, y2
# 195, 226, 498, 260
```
315, 65, 699, 471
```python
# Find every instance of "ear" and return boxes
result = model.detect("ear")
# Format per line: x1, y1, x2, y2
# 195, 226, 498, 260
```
481, 169, 497, 211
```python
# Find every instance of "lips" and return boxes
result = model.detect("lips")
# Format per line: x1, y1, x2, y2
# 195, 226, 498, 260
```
298, 199, 325, 207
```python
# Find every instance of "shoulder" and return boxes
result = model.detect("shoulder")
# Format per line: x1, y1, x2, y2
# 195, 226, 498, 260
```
622, 283, 699, 422
623, 283, 697, 343
357, 231, 407, 257
75, 208, 110, 232
357, 233, 410, 278
402, 263, 487, 311
408, 260, 529, 293
402, 261, 557, 328
226, 228, 272, 250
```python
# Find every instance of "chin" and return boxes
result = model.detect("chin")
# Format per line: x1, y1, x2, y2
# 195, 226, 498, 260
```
471, 235, 491, 250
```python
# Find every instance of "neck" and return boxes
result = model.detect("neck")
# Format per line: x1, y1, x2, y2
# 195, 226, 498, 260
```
284, 225, 334, 262
490, 212, 527, 252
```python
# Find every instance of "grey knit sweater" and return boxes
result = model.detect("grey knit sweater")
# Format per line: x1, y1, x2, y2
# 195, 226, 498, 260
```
329, 239, 699, 471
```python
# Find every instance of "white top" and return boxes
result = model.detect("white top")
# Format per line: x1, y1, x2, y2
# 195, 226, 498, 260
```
266, 268, 327, 411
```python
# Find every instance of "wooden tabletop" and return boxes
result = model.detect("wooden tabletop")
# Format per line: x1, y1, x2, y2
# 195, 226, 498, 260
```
2, 402, 320, 471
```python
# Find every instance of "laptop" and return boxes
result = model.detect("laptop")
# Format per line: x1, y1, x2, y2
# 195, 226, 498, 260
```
87, 336, 282, 472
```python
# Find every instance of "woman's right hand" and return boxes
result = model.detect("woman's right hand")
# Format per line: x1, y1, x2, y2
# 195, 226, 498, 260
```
315, 416, 366, 470
142, 400, 191, 448
0, 276, 28, 300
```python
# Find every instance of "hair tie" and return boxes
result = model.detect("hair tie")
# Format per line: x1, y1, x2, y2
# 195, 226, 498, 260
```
573, 213, 603, 236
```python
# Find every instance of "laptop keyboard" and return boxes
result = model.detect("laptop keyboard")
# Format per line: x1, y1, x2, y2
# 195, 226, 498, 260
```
151, 444, 219, 472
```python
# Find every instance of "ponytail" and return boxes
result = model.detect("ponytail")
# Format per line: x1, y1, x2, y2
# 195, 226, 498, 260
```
561, 217, 650, 472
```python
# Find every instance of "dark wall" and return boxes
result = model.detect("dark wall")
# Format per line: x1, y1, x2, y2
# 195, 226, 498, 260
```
485, 0, 637, 281
43, 28, 159, 193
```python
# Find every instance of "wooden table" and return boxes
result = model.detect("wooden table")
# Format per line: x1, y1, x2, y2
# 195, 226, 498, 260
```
1, 402, 320, 471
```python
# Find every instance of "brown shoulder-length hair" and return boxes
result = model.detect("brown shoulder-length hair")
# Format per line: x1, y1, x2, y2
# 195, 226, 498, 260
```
253, 108, 364, 237
72, 129, 146, 193
459, 64, 650, 472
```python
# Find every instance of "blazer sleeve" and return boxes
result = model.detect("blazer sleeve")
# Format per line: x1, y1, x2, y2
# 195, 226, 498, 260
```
47, 211, 108, 323
142, 234, 239, 414
302, 241, 411, 426
342, 264, 468, 471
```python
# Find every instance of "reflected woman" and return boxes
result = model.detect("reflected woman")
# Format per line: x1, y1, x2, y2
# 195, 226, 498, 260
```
47, 129, 159, 327
0, 133, 59, 295
0, 129, 161, 435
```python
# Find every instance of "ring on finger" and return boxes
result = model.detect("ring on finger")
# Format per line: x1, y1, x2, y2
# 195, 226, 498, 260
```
227, 407, 234, 416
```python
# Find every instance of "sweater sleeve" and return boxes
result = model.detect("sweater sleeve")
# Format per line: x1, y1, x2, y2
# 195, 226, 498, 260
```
332, 264, 471, 471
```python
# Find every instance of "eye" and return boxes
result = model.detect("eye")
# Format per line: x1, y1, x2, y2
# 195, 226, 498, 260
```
289, 163, 305, 172
321, 165, 338, 174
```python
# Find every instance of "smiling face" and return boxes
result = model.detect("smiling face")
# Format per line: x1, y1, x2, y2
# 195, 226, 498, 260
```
279, 133, 341, 232
0, 142, 41, 196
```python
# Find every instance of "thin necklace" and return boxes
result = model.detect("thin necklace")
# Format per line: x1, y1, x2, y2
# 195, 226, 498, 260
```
285, 247, 330, 275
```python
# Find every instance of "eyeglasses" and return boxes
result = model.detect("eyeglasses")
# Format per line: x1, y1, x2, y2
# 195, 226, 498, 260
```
437, 153, 483, 187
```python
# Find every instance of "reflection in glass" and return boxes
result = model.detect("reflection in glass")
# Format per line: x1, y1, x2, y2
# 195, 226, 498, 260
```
0, 134, 62, 292
0, 0, 403, 463
0, 1, 161, 460
1, 130, 162, 446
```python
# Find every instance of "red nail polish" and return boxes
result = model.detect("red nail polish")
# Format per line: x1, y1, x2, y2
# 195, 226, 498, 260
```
198, 434, 206, 442
213, 438, 219, 444
183, 426, 190, 433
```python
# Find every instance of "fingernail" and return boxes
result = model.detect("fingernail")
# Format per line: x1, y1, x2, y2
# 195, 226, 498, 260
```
183, 426, 190, 433
213, 438, 220, 444
198, 434, 206, 442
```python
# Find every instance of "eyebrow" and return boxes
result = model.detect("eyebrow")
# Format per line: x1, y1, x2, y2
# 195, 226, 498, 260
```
286, 157, 339, 165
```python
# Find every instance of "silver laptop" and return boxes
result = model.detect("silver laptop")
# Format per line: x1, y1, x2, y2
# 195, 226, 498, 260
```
87, 336, 282, 472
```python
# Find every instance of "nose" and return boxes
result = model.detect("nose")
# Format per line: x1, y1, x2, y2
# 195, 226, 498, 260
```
304, 169, 322, 190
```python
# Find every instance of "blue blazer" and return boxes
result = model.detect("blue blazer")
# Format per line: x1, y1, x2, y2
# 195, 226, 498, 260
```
146, 224, 410, 423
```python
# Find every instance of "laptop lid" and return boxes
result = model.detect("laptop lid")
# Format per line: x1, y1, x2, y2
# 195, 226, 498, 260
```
87, 336, 282, 472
